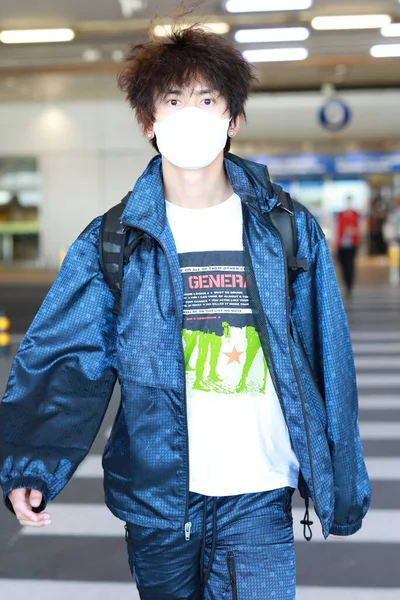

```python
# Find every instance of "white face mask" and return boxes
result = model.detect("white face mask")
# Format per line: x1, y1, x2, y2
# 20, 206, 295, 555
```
153, 107, 231, 170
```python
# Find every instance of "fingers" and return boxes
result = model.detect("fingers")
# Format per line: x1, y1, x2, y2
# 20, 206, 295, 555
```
15, 503, 52, 528
10, 488, 40, 520
18, 518, 52, 528
16, 508, 52, 527
29, 488, 43, 508
8, 488, 52, 528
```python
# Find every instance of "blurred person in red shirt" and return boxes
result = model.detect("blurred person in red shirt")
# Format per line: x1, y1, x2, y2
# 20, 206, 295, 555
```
336, 195, 360, 299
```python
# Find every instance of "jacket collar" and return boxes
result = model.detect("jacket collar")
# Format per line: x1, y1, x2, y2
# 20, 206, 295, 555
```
120, 152, 281, 240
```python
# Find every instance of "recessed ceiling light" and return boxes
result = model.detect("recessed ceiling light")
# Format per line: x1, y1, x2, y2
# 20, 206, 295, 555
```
312, 15, 392, 30
112, 49, 125, 61
119, 0, 147, 18
243, 47, 309, 62
370, 43, 400, 57
0, 28, 75, 43
82, 48, 102, 62
153, 23, 230, 36
235, 27, 309, 43
226, 0, 312, 12
381, 23, 400, 37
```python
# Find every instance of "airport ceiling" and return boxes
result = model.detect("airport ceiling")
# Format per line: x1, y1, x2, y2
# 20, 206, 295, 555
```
0, 0, 399, 101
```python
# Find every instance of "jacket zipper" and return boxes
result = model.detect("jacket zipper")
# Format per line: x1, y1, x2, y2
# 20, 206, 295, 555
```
242, 202, 322, 522
121, 221, 191, 541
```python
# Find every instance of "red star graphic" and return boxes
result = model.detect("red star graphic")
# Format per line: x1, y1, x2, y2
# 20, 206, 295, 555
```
223, 345, 243, 365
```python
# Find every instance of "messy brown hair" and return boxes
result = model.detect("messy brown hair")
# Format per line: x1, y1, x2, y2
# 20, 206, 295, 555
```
117, 22, 256, 152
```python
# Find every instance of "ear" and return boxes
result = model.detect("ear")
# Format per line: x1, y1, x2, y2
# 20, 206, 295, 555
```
228, 113, 243, 138
145, 127, 155, 140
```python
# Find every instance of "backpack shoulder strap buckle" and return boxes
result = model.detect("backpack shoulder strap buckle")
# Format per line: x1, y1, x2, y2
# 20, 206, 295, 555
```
270, 190, 309, 295
287, 257, 309, 273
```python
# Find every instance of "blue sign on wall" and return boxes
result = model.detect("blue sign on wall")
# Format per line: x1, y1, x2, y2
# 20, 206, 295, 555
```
319, 98, 352, 131
250, 152, 400, 177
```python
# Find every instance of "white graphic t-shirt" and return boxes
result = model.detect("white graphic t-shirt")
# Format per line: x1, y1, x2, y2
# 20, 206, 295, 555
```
166, 192, 299, 496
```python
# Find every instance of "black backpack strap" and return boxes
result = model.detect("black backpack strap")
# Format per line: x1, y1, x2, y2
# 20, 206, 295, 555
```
270, 190, 309, 299
99, 202, 128, 316
99, 191, 152, 317
99, 191, 145, 316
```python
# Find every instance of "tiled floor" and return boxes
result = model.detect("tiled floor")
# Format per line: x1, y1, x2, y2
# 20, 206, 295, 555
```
0, 285, 399, 598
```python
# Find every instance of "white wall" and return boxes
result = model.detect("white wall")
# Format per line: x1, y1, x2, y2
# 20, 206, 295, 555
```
242, 90, 400, 143
0, 90, 399, 267
0, 101, 155, 267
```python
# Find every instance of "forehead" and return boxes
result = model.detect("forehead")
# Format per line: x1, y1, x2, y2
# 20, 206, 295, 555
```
158, 73, 220, 97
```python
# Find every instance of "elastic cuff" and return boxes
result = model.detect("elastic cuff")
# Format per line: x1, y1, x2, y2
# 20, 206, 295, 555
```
1, 477, 49, 515
329, 519, 362, 537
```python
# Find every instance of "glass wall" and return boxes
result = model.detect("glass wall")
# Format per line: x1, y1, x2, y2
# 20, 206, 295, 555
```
247, 150, 400, 255
0, 158, 41, 264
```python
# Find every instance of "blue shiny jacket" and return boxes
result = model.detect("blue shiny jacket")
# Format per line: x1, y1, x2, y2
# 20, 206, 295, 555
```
0, 154, 370, 539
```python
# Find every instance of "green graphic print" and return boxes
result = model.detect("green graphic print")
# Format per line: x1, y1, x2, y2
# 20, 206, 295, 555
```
183, 324, 268, 394
179, 249, 268, 395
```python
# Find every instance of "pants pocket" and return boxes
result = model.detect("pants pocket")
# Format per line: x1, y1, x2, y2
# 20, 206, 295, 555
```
224, 552, 238, 600
124, 522, 136, 574
283, 487, 294, 524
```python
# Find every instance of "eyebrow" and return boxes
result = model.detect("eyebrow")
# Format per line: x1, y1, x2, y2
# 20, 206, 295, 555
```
164, 87, 219, 97
195, 88, 218, 95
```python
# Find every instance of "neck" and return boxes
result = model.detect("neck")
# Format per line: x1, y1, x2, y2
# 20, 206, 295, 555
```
161, 153, 234, 209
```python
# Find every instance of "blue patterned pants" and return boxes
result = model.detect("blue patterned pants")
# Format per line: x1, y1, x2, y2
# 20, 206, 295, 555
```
125, 486, 296, 599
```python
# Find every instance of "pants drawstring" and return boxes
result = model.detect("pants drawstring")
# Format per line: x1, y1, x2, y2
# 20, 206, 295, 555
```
300, 497, 313, 541
200, 496, 218, 591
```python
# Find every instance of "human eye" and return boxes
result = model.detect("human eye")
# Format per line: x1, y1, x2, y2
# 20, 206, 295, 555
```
167, 98, 180, 106
201, 98, 215, 106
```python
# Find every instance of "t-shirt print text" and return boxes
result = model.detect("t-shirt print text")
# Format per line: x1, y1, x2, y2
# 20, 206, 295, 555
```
179, 250, 268, 395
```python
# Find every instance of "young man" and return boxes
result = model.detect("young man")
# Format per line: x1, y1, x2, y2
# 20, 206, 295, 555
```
0, 25, 370, 600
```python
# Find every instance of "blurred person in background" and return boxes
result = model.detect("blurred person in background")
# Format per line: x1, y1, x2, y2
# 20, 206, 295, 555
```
388, 196, 400, 246
368, 195, 388, 255
336, 195, 360, 299
385, 196, 400, 280
0, 16, 370, 600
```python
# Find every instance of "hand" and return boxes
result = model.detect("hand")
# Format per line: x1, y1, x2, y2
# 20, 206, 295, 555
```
7, 488, 52, 528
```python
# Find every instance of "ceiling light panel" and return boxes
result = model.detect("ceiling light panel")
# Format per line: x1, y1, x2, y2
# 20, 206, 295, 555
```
312, 15, 392, 31
153, 23, 230, 36
226, 0, 312, 13
381, 23, 400, 37
370, 43, 400, 57
243, 48, 309, 62
235, 27, 309, 43
0, 29, 75, 44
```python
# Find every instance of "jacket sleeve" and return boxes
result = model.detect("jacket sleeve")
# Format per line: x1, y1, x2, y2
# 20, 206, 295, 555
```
0, 216, 118, 514
312, 235, 371, 536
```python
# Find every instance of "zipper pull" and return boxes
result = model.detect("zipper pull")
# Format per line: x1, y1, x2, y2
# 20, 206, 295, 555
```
119, 220, 129, 234
276, 202, 294, 216
184, 521, 192, 541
